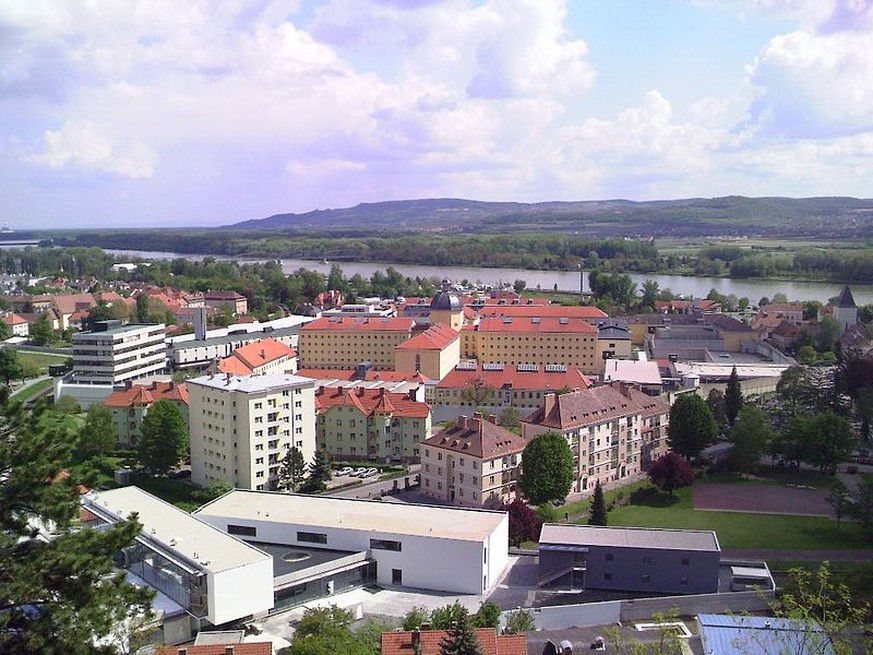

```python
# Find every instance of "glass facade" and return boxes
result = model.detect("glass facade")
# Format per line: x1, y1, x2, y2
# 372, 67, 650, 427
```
272, 561, 376, 613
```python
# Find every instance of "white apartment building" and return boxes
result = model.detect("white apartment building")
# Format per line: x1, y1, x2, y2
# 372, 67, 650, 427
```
71, 321, 167, 385
188, 372, 316, 491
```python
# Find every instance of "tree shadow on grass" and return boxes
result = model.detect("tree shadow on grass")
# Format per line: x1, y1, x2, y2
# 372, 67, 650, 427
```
629, 486, 682, 508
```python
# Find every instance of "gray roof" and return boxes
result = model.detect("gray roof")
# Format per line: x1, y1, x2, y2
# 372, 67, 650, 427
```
431, 290, 462, 311
836, 285, 856, 308
188, 372, 314, 393
539, 524, 720, 552
698, 614, 834, 655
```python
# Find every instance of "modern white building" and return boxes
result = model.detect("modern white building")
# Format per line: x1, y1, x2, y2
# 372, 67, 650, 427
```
82, 487, 273, 642
71, 321, 167, 385
195, 490, 510, 595
187, 373, 317, 490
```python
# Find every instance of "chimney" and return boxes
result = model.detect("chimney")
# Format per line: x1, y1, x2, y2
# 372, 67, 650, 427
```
225, 372, 233, 385
151, 380, 158, 390
412, 629, 422, 655
177, 649, 187, 655
472, 411, 483, 420
125, 380, 133, 390
457, 415, 468, 429
260, 349, 266, 360
225, 646, 235, 655
543, 392, 557, 417
379, 387, 386, 398
488, 414, 497, 424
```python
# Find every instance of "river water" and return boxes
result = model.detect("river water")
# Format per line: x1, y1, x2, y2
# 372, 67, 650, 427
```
107, 249, 873, 305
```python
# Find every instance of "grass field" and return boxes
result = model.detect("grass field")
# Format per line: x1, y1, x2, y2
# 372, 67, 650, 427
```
607, 486, 869, 551
131, 475, 202, 512
10, 377, 54, 400
16, 350, 70, 374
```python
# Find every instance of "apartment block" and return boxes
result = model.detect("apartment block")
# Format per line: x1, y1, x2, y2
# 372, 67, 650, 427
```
297, 316, 415, 370
315, 386, 431, 462
420, 413, 528, 508
218, 337, 297, 376
104, 380, 190, 449
461, 315, 599, 374
71, 320, 167, 385
188, 372, 316, 490
522, 382, 671, 494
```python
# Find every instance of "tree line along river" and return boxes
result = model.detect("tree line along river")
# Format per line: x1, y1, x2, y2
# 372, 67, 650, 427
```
106, 250, 873, 306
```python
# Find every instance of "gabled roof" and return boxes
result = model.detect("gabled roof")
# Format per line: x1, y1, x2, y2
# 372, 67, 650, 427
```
396, 323, 459, 350
437, 363, 591, 392
204, 290, 246, 301
421, 414, 528, 459
296, 368, 430, 383
523, 382, 668, 430
104, 381, 190, 408
51, 293, 96, 315
705, 314, 755, 333
0, 312, 28, 325
157, 644, 272, 655
315, 386, 430, 418
218, 338, 296, 375
381, 627, 526, 655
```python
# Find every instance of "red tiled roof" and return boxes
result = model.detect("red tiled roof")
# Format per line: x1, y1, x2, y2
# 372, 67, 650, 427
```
381, 628, 526, 655
473, 316, 597, 334
156, 643, 272, 655
396, 323, 459, 350
224, 338, 295, 370
523, 382, 668, 429
296, 368, 430, 383
315, 386, 430, 418
104, 382, 189, 408
302, 316, 416, 332
438, 363, 592, 392
205, 290, 246, 300
0, 312, 28, 325
421, 414, 528, 459
51, 293, 96, 315
476, 304, 606, 319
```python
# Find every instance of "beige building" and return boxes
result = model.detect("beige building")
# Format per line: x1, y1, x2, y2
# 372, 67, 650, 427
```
394, 323, 460, 380
595, 321, 633, 375
298, 316, 415, 370
315, 386, 431, 462
104, 381, 190, 449
188, 372, 316, 491
420, 413, 529, 508
217, 337, 297, 376
522, 383, 671, 495
461, 315, 600, 374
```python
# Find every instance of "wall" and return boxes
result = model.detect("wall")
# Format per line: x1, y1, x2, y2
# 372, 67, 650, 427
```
209, 558, 274, 625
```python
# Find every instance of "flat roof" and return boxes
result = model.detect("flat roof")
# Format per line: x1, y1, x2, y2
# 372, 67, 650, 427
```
195, 490, 506, 543
250, 542, 359, 579
188, 372, 314, 393
539, 524, 720, 552
85, 487, 270, 573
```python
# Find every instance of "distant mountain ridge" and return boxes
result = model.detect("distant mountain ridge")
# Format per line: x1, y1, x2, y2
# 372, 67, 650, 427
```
227, 196, 873, 238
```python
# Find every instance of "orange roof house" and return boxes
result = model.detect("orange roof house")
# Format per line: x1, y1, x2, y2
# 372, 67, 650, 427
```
381, 627, 526, 655
218, 338, 297, 376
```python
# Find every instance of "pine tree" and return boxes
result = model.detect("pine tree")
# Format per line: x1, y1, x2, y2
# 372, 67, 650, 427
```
725, 366, 744, 427
439, 606, 483, 655
277, 446, 307, 492
588, 480, 607, 526
300, 449, 331, 493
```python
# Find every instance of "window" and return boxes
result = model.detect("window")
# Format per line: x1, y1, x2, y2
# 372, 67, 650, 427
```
680, 576, 689, 585
642, 555, 652, 564
605, 553, 613, 562
642, 574, 651, 583
604, 573, 612, 581
370, 538, 402, 552
297, 531, 328, 545
228, 524, 257, 537
681, 557, 690, 566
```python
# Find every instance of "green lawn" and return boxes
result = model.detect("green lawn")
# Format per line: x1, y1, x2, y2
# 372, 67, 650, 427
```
131, 475, 201, 512
606, 486, 869, 551
10, 377, 54, 400
16, 350, 70, 374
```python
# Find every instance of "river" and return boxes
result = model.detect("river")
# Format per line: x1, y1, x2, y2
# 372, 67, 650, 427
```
107, 249, 873, 305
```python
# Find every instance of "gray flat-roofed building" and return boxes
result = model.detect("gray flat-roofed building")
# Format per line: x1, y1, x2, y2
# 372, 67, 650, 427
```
538, 524, 720, 595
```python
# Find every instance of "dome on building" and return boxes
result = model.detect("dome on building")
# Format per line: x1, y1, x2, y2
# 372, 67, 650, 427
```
431, 290, 462, 312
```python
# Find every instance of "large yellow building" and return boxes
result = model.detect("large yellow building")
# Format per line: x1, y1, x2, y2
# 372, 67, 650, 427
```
298, 316, 415, 370
394, 323, 460, 380
461, 315, 600, 374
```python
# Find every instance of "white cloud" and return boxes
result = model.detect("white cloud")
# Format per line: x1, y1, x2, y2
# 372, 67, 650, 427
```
29, 120, 156, 179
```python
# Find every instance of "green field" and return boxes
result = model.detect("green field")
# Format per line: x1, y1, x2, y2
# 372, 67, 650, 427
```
16, 350, 70, 374
10, 377, 54, 400
606, 486, 869, 551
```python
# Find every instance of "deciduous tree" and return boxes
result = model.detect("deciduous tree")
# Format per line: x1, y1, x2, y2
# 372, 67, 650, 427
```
827, 480, 852, 530
648, 452, 695, 497
518, 431, 574, 506
667, 393, 717, 460
501, 499, 542, 547
136, 400, 188, 476
728, 405, 774, 474
0, 347, 23, 384
76, 403, 117, 461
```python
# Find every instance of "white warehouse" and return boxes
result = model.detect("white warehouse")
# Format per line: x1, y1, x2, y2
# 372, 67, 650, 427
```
82, 487, 274, 641
194, 490, 509, 595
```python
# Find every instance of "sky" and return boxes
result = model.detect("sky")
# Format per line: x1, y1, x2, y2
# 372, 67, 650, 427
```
1, 0, 872, 228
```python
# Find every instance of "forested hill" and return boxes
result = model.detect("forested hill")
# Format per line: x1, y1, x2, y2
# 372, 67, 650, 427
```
227, 196, 873, 238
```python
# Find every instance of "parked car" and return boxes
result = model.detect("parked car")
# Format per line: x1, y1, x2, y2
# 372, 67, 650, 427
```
336, 466, 354, 476
352, 467, 368, 477
364, 467, 379, 477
